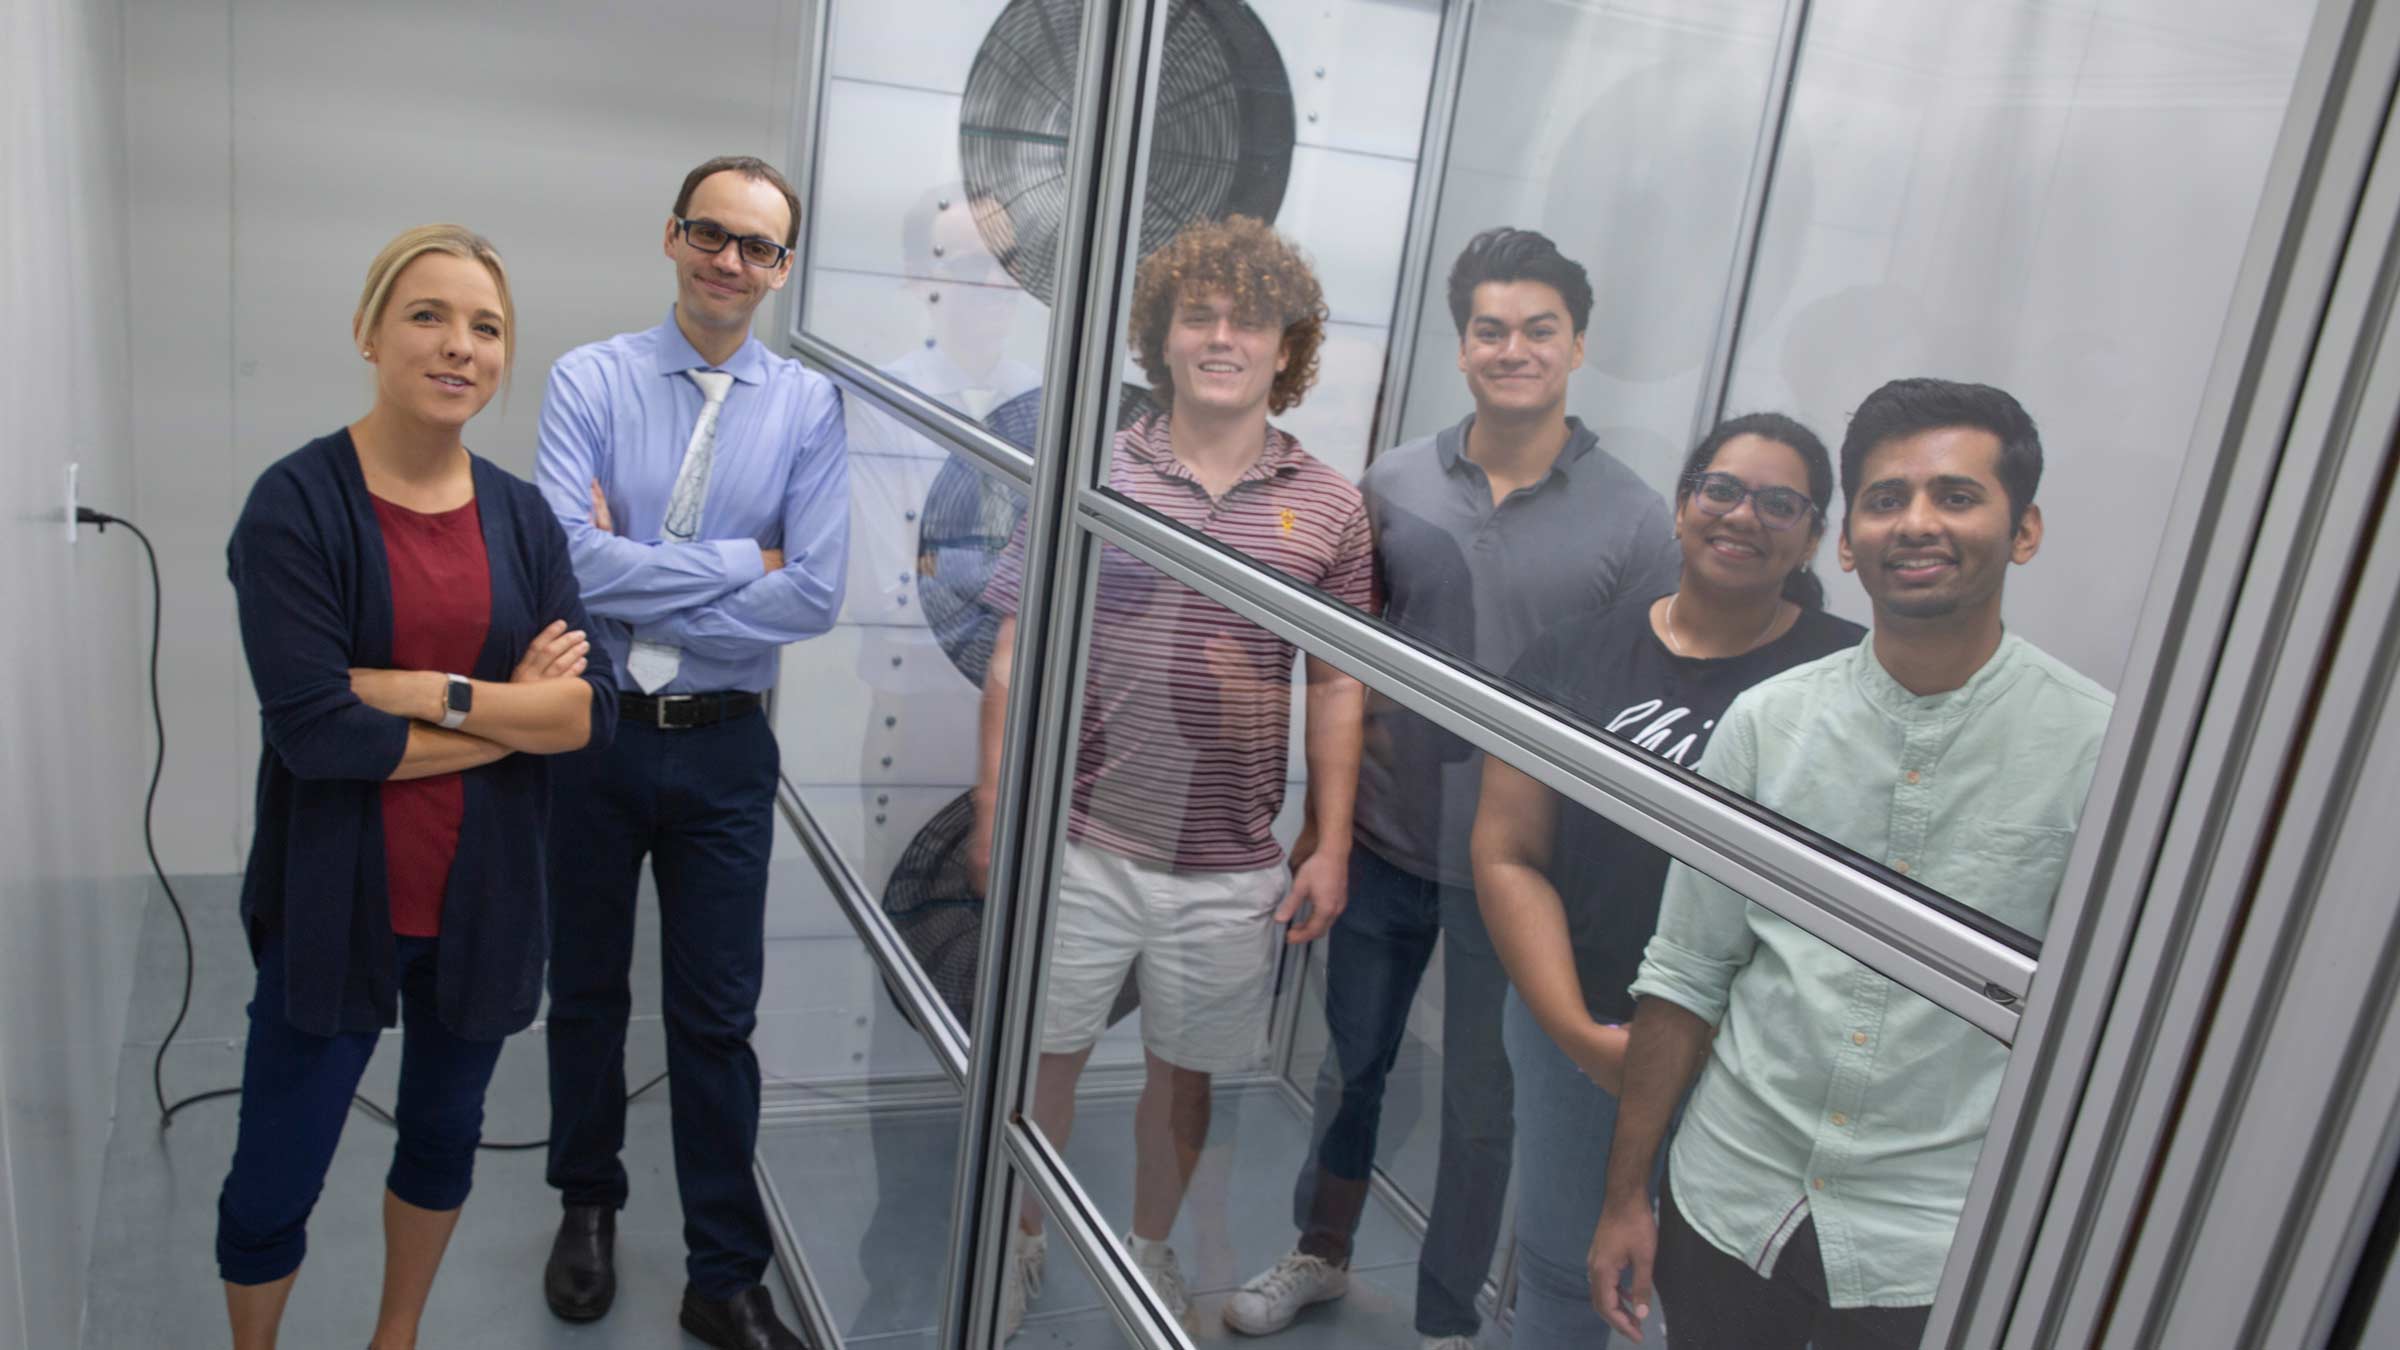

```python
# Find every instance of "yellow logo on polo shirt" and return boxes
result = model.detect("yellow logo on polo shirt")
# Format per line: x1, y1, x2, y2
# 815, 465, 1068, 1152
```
1279, 507, 1296, 533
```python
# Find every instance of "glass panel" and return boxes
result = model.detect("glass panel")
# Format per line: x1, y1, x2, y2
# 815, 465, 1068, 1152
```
987, 542, 1465, 1344
800, 0, 1092, 434
994, 532, 2035, 1340
1093, 0, 2315, 951
756, 800, 965, 1346
773, 410, 1029, 1045
1725, 0, 2313, 694
1699, 0, 2317, 939
999, 1160, 1166, 1347
1395, 0, 1796, 472
1468, 727, 2007, 1344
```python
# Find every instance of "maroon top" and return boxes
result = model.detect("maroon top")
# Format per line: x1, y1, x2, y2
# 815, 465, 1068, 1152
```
372, 495, 491, 937
983, 415, 1374, 871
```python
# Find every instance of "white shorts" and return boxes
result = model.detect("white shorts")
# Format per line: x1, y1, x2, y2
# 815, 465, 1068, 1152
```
1040, 839, 1288, 1073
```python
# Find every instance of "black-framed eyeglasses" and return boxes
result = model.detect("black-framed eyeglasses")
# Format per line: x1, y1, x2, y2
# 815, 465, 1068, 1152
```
675, 218, 790, 269
1683, 471, 1819, 531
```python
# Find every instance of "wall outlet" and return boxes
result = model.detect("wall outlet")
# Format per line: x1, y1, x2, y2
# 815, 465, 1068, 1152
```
65, 462, 79, 543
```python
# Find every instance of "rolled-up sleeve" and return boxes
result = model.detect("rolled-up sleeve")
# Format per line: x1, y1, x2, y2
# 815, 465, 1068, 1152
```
634, 382, 850, 659
536, 359, 767, 624
1628, 701, 1762, 1024
228, 469, 410, 782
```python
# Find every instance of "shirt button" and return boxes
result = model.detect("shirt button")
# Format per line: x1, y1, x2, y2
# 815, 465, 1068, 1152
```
1812, 1178, 1826, 1190
1892, 859, 1911, 875
1852, 1031, 1869, 1046
1905, 770, 1921, 784
1831, 1112, 1848, 1126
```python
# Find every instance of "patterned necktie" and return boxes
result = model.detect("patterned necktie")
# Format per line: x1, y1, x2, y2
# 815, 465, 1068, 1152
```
627, 368, 735, 694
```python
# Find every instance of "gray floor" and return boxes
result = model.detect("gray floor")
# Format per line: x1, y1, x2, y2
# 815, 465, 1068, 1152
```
83, 873, 797, 1349
81, 861, 1659, 1348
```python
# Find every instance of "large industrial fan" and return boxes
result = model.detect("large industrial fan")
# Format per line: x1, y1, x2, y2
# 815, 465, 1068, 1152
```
958, 0, 1295, 305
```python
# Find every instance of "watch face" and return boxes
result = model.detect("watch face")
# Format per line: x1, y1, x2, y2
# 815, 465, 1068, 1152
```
448, 677, 473, 713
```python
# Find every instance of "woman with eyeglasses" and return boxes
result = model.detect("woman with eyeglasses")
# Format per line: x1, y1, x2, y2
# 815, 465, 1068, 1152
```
218, 224, 615, 1350
1469, 412, 1864, 1348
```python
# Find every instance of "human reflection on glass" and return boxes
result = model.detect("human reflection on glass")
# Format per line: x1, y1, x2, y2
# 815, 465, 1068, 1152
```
1586, 379, 2113, 1347
1468, 413, 1861, 1348
972, 218, 1373, 1338
850, 183, 1041, 439
1221, 229, 1681, 1345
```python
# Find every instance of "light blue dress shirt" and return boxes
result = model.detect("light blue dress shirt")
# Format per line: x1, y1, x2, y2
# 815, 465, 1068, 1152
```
1630, 633, 2112, 1307
536, 313, 850, 695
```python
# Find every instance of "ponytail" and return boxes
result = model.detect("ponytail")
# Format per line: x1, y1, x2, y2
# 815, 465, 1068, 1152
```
1781, 563, 1825, 610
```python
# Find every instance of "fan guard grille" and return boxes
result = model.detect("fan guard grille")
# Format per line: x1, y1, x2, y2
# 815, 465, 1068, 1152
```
959, 0, 1295, 304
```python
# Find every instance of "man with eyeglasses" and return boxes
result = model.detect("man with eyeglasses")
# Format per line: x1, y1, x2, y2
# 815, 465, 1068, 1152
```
1587, 378, 2112, 1349
534, 154, 848, 1350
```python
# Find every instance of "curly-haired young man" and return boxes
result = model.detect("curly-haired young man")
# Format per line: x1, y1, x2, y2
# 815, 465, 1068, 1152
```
972, 216, 1374, 1337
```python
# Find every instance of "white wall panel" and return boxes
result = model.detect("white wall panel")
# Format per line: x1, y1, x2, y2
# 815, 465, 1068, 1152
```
781, 623, 985, 791
124, 0, 809, 872
1723, 0, 2312, 686
827, 0, 1009, 94
1, 0, 152, 1343
1253, 0, 1444, 161
1278, 144, 1420, 326
1273, 321, 1392, 482
808, 266, 1054, 404
808, 80, 972, 279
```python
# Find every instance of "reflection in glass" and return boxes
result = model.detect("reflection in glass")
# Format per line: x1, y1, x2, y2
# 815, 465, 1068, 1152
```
1564, 380, 2114, 1344
1471, 410, 1860, 1347
981, 219, 1374, 1337
1395, 0, 1796, 479
774, 428, 1027, 1040
1726, 0, 2312, 691
754, 809, 965, 1346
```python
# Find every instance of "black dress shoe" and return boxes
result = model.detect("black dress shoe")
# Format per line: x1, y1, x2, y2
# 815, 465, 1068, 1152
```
680, 1283, 808, 1350
543, 1204, 617, 1322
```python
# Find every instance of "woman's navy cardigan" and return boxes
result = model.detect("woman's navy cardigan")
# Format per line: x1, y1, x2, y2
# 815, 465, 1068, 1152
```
228, 430, 617, 1040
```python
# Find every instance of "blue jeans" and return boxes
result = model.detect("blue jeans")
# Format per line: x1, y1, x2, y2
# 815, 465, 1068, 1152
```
545, 708, 780, 1299
1503, 987, 1622, 1350
217, 933, 505, 1285
1291, 844, 1514, 1338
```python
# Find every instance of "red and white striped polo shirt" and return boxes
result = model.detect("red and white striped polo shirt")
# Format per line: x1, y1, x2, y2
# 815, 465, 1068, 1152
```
983, 414, 1375, 872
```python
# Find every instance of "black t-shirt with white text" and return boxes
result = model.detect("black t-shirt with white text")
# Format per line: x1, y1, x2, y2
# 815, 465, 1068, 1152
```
1504, 597, 1866, 1020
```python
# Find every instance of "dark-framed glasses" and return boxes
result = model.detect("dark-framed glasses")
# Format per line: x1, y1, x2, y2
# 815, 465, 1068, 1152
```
676, 218, 790, 269
1684, 471, 1819, 531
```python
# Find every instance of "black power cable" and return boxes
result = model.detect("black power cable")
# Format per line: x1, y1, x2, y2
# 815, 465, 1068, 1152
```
83, 506, 663, 1150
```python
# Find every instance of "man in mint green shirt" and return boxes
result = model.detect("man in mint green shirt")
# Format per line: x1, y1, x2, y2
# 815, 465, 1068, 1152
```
1589, 378, 2113, 1349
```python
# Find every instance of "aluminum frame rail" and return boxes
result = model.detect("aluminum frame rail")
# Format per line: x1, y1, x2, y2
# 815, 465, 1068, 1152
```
1077, 488, 2036, 1040
1926, 0, 2400, 1342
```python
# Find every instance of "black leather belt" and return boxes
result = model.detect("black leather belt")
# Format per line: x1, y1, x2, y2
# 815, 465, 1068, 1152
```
619, 690, 764, 730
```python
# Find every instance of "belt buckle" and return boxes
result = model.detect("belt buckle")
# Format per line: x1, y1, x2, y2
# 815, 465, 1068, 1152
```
654, 694, 695, 730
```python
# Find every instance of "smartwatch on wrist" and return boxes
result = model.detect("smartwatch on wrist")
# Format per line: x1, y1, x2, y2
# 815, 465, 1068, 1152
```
438, 673, 473, 730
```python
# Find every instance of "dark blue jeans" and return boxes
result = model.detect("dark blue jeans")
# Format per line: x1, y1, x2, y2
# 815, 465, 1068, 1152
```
217, 933, 505, 1285
545, 707, 780, 1299
1291, 844, 1514, 1338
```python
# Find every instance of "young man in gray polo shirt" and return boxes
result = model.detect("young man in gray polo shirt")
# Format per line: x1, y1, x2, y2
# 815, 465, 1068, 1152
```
1226, 228, 1679, 1348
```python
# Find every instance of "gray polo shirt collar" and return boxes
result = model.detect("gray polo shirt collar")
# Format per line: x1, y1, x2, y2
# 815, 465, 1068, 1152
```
1432, 413, 1601, 495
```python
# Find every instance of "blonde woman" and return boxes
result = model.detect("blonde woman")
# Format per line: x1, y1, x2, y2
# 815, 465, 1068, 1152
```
218, 224, 614, 1349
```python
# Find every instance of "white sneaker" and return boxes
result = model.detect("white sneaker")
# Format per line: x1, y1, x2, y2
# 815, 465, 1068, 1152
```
999, 1228, 1046, 1341
1421, 1337, 1479, 1350
1126, 1233, 1194, 1324
1222, 1249, 1349, 1335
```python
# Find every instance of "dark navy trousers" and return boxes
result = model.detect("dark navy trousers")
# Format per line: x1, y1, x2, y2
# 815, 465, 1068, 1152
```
217, 933, 505, 1285
1291, 843, 1515, 1338
544, 707, 779, 1299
